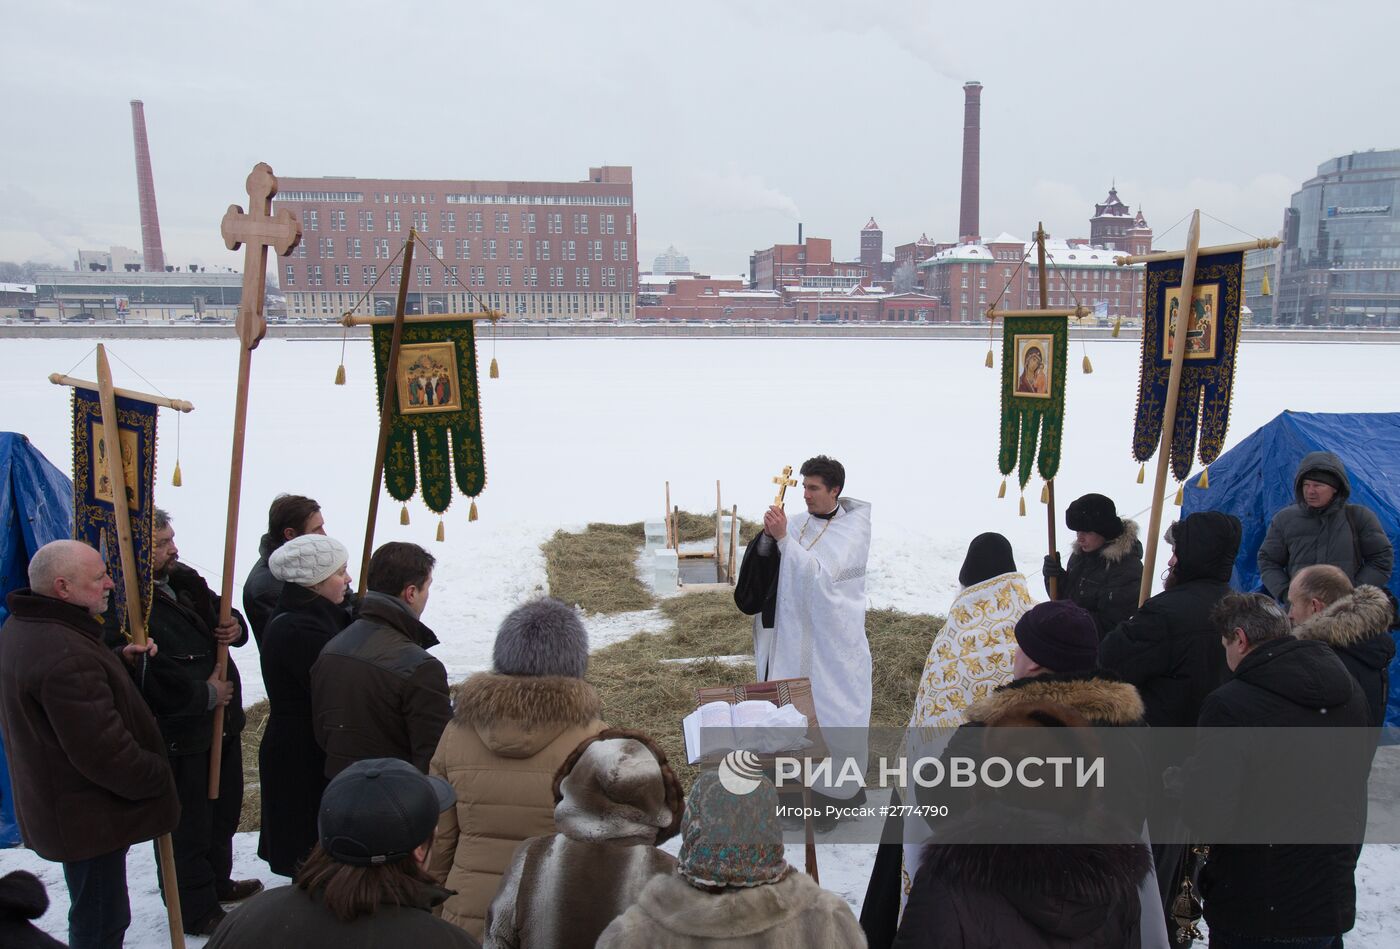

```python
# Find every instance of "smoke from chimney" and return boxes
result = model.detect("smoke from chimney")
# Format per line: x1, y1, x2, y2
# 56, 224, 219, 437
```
130, 100, 166, 273
958, 81, 982, 244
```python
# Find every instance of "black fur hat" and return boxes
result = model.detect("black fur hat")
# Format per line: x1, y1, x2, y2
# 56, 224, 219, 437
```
1065, 493, 1124, 541
493, 597, 589, 678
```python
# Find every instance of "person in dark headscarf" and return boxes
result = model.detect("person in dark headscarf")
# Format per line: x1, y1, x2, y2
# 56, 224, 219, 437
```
860, 533, 1037, 948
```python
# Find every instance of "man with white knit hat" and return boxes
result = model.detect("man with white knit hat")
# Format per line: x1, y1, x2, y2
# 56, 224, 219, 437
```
257, 533, 354, 877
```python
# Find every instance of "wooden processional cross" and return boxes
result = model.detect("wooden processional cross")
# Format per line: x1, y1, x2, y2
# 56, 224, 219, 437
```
50, 346, 195, 949
207, 163, 301, 796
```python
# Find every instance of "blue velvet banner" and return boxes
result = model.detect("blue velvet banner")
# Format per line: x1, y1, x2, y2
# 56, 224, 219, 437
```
71, 388, 157, 641
1132, 250, 1243, 481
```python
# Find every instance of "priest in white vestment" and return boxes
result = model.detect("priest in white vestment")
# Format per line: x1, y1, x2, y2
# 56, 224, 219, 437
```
742, 456, 872, 803
900, 532, 1033, 911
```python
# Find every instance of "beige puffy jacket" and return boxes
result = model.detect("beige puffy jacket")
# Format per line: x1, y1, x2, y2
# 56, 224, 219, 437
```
427, 673, 605, 940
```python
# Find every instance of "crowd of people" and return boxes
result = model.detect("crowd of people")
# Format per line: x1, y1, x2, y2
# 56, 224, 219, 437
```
0, 448, 1394, 949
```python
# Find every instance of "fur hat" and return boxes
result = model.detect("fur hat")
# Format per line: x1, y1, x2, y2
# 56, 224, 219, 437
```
677, 770, 789, 890
269, 534, 348, 587
1014, 601, 1099, 675
1065, 494, 1124, 541
552, 729, 685, 844
493, 597, 589, 678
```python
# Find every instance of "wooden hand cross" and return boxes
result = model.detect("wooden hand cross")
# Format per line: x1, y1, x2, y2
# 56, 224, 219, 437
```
220, 162, 301, 350
772, 465, 797, 506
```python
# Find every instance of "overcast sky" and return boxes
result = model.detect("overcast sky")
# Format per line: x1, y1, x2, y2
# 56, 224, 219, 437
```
3, 0, 1396, 275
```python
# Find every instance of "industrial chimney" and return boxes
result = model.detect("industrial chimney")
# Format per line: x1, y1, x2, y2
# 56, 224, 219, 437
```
958, 81, 982, 244
130, 100, 166, 273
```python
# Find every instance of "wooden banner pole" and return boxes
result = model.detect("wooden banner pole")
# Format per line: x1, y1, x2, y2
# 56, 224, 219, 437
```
1034, 223, 1061, 599
728, 504, 739, 584
664, 481, 673, 548
1138, 211, 1202, 606
358, 230, 417, 595
94, 346, 186, 948
714, 480, 723, 568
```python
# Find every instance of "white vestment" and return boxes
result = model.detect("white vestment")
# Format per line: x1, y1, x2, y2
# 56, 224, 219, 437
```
900, 571, 1034, 910
753, 497, 872, 800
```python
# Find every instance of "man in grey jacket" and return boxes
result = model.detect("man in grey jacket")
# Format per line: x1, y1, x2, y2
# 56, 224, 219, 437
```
1258, 451, 1393, 601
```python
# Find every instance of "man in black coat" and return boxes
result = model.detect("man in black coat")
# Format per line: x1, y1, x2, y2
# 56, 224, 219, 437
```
1043, 493, 1144, 640
241, 493, 325, 646
1098, 509, 1241, 914
312, 542, 451, 777
1099, 510, 1242, 731
1287, 565, 1397, 732
1180, 593, 1371, 946
139, 509, 262, 935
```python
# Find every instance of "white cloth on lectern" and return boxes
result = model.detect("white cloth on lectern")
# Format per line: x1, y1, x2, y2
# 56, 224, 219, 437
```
753, 497, 872, 800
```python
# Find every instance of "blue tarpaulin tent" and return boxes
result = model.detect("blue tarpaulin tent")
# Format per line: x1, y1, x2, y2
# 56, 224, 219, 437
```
0, 433, 73, 847
1182, 410, 1400, 724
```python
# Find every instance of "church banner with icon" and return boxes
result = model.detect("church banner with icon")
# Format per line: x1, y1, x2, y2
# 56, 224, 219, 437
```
372, 319, 487, 515
70, 387, 158, 640
998, 314, 1068, 489
1132, 251, 1243, 480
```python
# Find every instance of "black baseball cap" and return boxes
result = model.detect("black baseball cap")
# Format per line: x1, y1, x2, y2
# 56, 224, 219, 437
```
318, 758, 455, 866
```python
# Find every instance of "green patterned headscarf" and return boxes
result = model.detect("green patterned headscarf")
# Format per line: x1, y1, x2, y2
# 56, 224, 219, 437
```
677, 770, 789, 890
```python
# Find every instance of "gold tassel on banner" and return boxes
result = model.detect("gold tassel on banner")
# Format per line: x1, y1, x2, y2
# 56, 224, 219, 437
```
1040, 482, 1049, 504
400, 504, 409, 525
997, 479, 1006, 499
171, 460, 182, 487
1112, 316, 1122, 338
489, 357, 499, 379
1260, 271, 1272, 296
469, 500, 479, 522
1137, 464, 1146, 484
1198, 467, 1210, 489
334, 363, 346, 385
1082, 354, 1093, 374
436, 518, 445, 542
984, 348, 994, 369
1175, 483, 1185, 505
1019, 494, 1027, 517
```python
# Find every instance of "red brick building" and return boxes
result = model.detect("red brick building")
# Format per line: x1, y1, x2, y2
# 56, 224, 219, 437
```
636, 275, 939, 323
917, 188, 1153, 323
749, 236, 872, 291
270, 165, 637, 320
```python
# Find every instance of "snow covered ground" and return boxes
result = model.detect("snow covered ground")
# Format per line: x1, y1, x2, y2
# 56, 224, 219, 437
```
2, 335, 1399, 945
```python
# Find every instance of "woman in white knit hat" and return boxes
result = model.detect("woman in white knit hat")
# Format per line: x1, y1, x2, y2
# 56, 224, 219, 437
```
258, 533, 353, 877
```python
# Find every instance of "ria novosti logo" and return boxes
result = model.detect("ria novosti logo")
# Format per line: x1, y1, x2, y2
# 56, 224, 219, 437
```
718, 749, 765, 795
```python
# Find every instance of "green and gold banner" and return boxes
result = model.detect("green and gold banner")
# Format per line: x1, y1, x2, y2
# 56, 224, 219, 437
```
71, 387, 157, 640
998, 314, 1068, 489
1132, 251, 1243, 480
372, 319, 487, 515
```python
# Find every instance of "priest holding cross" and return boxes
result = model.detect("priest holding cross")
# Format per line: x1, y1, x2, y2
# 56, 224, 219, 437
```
735, 456, 873, 812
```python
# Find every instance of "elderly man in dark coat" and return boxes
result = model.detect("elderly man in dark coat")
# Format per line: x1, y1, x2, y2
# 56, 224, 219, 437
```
137, 508, 261, 935
1258, 451, 1394, 601
1181, 593, 1371, 947
0, 540, 179, 949
1288, 564, 1396, 732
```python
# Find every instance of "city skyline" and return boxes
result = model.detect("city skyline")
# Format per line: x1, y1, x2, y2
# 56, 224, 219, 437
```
3, 0, 1397, 275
